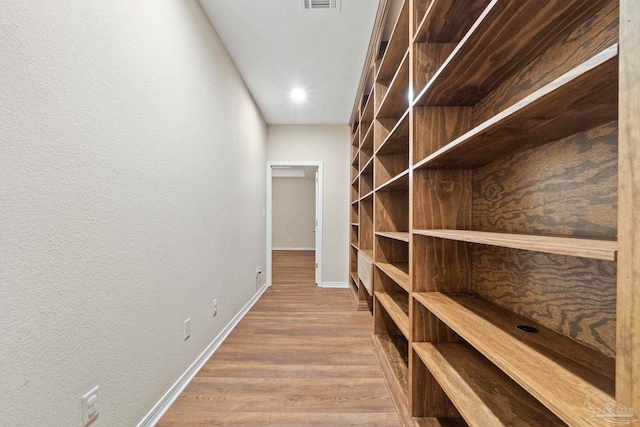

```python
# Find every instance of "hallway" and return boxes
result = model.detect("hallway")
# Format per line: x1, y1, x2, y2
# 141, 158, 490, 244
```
157, 251, 399, 426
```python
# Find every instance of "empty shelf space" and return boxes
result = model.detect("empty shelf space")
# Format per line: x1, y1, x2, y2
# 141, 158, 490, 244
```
413, 229, 617, 261
376, 169, 409, 192
377, 50, 410, 119
361, 122, 374, 149
350, 222, 359, 227
350, 271, 359, 283
413, 292, 615, 426
361, 93, 374, 128
359, 249, 373, 262
376, 262, 409, 293
359, 190, 374, 201
376, 0, 409, 83
361, 156, 374, 175
414, 45, 618, 170
376, 292, 409, 338
376, 109, 410, 155
375, 231, 409, 243
413, 342, 564, 427
371, 334, 409, 399
414, 0, 490, 44
414, 0, 612, 106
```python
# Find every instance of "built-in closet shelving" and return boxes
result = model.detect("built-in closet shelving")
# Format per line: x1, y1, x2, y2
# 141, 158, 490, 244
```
347, 0, 637, 425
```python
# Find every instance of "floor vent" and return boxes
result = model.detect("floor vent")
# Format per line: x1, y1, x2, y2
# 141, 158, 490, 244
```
301, 0, 341, 10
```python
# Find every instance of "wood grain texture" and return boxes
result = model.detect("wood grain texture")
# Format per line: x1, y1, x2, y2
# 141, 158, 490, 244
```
413, 342, 565, 426
412, 170, 472, 230
378, 50, 410, 119
472, 122, 618, 238
472, 245, 617, 357
616, 0, 640, 411
375, 234, 408, 265
360, 171, 373, 198
376, 153, 409, 188
376, 291, 410, 338
377, 170, 409, 192
376, 231, 410, 243
414, 0, 490, 44
378, 0, 410, 82
360, 196, 374, 251
413, 292, 615, 426
415, 0, 612, 106
414, 46, 619, 170
412, 235, 470, 294
375, 191, 409, 232
472, 1, 619, 125
415, 229, 617, 261
159, 251, 397, 426
376, 109, 409, 154
358, 250, 375, 296
413, 43, 455, 96
413, 107, 472, 165
410, 349, 459, 419
376, 262, 409, 292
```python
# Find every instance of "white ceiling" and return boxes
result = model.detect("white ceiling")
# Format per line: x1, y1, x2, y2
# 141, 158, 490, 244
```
199, 0, 379, 125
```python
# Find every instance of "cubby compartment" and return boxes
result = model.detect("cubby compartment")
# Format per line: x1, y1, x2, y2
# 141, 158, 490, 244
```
359, 196, 374, 252
375, 148, 408, 189
350, 223, 358, 246
374, 266, 409, 338
350, 178, 358, 204
374, 190, 408, 234
350, 200, 358, 223
359, 171, 374, 199
376, 0, 409, 109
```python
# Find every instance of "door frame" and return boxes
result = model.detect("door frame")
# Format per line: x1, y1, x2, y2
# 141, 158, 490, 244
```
266, 161, 323, 287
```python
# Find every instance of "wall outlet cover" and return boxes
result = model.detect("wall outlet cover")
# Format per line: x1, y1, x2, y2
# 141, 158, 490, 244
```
184, 318, 191, 340
81, 385, 100, 426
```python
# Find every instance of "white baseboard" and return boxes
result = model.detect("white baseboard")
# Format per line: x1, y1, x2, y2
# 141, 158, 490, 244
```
137, 282, 270, 427
320, 281, 349, 289
272, 247, 315, 251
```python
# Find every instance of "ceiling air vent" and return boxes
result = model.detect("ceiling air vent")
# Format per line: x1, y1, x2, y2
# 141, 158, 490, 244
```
301, 0, 341, 10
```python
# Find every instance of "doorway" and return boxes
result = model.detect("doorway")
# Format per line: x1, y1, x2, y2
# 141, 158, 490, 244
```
267, 161, 323, 287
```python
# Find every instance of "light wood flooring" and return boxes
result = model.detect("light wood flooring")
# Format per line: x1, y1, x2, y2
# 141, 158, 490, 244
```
158, 250, 399, 426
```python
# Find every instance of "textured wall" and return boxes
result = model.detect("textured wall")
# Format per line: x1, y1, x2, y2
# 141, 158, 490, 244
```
0, 1, 266, 426
267, 125, 350, 283
273, 178, 316, 249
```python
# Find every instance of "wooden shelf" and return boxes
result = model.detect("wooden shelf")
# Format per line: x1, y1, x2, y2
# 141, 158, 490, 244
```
360, 249, 373, 262
361, 155, 374, 175
413, 342, 564, 427
375, 231, 409, 243
414, 0, 612, 106
413, 0, 489, 44
371, 335, 409, 405
376, 0, 409, 83
361, 92, 374, 127
376, 108, 409, 155
350, 271, 359, 284
350, 242, 358, 250
414, 45, 618, 170
359, 190, 374, 201
360, 121, 374, 149
376, 291, 409, 338
376, 262, 409, 293
350, 222, 359, 227
376, 169, 409, 192
413, 292, 615, 426
377, 50, 410, 119
413, 229, 617, 261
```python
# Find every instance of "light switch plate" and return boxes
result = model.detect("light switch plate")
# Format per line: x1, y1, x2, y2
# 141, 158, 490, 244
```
184, 318, 191, 340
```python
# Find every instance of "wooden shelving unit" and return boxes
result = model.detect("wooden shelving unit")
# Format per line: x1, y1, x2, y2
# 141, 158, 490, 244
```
348, 0, 630, 425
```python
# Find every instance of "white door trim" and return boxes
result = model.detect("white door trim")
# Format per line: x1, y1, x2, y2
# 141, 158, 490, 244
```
267, 161, 323, 287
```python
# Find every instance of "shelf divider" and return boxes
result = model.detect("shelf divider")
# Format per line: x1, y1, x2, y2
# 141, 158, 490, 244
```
413, 342, 565, 427
413, 229, 617, 261
413, 292, 615, 426
414, 45, 618, 170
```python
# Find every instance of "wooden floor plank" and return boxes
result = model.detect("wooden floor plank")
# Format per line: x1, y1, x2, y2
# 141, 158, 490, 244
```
158, 251, 399, 426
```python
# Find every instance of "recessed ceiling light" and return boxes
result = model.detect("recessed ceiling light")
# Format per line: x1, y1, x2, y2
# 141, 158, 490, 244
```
290, 88, 306, 103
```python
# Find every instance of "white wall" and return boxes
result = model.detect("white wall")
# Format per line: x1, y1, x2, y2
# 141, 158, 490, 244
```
267, 125, 350, 284
273, 178, 316, 249
0, 1, 266, 426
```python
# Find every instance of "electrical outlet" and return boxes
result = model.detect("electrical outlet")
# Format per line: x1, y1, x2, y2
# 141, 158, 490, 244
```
184, 318, 191, 340
212, 299, 218, 317
81, 385, 99, 426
